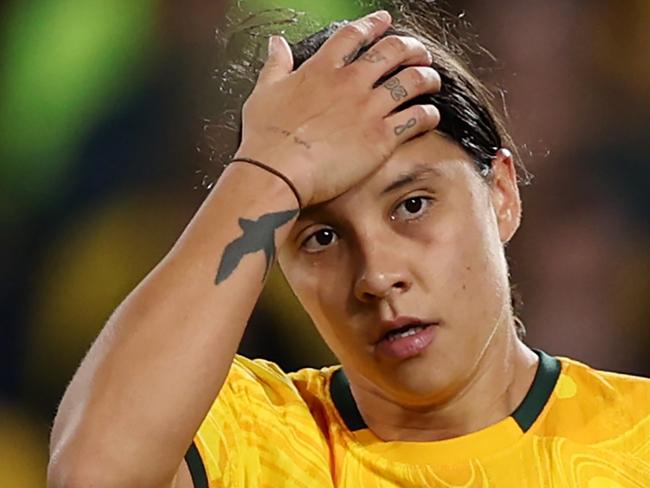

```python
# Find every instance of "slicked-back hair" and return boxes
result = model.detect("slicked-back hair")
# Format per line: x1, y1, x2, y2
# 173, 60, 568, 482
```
289, 19, 526, 184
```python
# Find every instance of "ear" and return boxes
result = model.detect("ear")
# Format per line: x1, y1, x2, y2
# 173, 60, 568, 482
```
488, 148, 521, 244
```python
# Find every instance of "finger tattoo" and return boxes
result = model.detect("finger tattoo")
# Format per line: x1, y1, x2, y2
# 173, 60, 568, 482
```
342, 40, 366, 65
360, 50, 387, 63
383, 77, 408, 101
394, 117, 417, 136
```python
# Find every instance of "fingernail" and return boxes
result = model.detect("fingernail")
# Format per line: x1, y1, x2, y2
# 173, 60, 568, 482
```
268, 36, 278, 56
373, 10, 391, 22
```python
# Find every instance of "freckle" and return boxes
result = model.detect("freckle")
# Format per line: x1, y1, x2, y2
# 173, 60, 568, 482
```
465, 266, 471, 271
462, 284, 467, 290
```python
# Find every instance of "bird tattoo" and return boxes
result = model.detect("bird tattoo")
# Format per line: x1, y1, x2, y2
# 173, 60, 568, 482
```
215, 208, 299, 284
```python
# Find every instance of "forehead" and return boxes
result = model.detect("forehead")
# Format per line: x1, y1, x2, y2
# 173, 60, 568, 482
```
300, 131, 477, 219
378, 130, 476, 185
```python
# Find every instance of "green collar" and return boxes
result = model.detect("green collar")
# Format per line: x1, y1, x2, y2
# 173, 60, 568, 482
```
330, 349, 561, 433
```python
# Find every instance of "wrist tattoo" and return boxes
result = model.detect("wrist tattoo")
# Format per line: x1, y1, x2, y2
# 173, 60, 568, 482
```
383, 77, 408, 102
394, 117, 417, 136
215, 208, 299, 284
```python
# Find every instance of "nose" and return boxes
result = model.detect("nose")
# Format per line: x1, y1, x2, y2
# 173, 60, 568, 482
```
353, 243, 411, 303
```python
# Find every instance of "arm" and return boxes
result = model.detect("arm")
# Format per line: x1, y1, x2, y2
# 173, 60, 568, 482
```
48, 9, 440, 487
48, 163, 300, 488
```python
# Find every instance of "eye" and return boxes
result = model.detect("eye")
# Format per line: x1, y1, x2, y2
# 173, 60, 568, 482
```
301, 228, 338, 253
392, 196, 434, 222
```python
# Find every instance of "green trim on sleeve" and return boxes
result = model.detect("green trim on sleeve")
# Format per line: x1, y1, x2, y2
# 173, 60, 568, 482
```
185, 441, 208, 488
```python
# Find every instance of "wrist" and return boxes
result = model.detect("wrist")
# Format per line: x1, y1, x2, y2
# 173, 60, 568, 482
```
233, 145, 314, 207
219, 159, 302, 214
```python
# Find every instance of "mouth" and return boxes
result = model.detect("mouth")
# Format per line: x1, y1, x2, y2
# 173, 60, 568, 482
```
382, 323, 431, 341
374, 318, 439, 360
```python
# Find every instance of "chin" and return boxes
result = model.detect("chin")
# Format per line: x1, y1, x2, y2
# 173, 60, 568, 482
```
374, 353, 458, 406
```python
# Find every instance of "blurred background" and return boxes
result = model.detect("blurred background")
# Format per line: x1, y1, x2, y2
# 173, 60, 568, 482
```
1, 0, 648, 484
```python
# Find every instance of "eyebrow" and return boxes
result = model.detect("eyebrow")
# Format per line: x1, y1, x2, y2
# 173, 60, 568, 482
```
297, 165, 442, 222
380, 165, 442, 195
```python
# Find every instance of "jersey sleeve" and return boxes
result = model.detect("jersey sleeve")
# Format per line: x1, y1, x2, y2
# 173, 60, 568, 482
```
183, 355, 315, 487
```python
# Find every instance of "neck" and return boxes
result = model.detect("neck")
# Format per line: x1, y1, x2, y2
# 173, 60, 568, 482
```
348, 328, 538, 442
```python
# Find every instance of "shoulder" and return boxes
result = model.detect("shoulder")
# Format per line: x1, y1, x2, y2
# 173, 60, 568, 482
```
196, 356, 338, 455
191, 358, 339, 485
537, 354, 650, 444
225, 355, 337, 404
207, 355, 339, 428
558, 355, 650, 406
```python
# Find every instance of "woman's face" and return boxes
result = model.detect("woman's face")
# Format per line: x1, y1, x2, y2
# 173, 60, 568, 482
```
278, 131, 521, 406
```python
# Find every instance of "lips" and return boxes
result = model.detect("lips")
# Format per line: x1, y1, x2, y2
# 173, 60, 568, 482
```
374, 316, 435, 344
383, 323, 430, 341
373, 316, 439, 360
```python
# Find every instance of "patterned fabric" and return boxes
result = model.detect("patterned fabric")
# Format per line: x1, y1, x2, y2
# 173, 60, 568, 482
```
188, 352, 650, 487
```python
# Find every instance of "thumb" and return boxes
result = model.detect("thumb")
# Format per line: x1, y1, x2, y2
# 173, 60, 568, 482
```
258, 35, 293, 82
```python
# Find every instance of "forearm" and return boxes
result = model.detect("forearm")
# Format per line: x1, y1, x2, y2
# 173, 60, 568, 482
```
48, 163, 299, 488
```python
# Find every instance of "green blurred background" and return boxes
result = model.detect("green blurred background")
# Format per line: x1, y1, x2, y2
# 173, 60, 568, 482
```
1, 0, 648, 485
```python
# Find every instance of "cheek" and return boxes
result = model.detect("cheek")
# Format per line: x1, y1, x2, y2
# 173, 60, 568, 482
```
429, 194, 508, 317
278, 251, 351, 333
454, 216, 510, 325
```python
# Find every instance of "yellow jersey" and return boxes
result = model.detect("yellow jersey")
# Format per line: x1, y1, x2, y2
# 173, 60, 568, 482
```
186, 350, 650, 487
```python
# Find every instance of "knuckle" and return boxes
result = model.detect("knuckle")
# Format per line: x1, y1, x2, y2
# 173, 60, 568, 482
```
420, 105, 440, 125
409, 68, 428, 88
340, 66, 365, 90
386, 35, 409, 54
363, 16, 383, 32
362, 118, 388, 143
413, 39, 429, 55
404, 67, 440, 91
342, 61, 362, 79
413, 105, 429, 121
429, 68, 442, 90
340, 24, 365, 41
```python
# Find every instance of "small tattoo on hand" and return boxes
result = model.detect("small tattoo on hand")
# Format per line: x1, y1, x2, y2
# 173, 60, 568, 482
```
342, 40, 366, 65
360, 50, 387, 63
293, 136, 311, 149
383, 77, 408, 102
394, 117, 416, 136
268, 126, 311, 149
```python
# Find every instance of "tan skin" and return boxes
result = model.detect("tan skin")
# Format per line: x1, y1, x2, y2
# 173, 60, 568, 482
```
279, 134, 538, 442
47, 11, 537, 488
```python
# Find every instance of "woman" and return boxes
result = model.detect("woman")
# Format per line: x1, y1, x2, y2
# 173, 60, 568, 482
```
48, 8, 650, 487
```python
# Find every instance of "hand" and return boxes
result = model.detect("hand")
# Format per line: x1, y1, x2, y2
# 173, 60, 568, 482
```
234, 10, 441, 207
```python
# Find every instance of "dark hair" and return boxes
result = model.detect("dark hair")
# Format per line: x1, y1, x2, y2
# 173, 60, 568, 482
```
288, 18, 529, 186
287, 13, 527, 339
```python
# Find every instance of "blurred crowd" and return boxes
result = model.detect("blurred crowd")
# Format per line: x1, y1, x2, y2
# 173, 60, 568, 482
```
1, 0, 648, 485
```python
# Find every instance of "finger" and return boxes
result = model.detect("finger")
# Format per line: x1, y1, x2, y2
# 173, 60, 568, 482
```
372, 67, 441, 114
385, 104, 440, 146
258, 36, 294, 83
317, 11, 392, 68
349, 36, 433, 82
